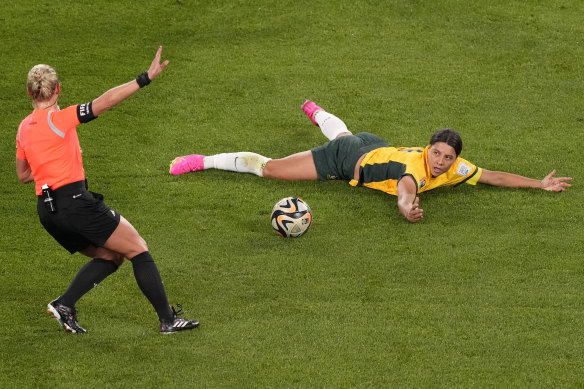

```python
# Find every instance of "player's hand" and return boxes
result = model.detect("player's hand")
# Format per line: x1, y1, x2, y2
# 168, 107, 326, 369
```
541, 170, 572, 192
406, 197, 423, 223
147, 46, 169, 80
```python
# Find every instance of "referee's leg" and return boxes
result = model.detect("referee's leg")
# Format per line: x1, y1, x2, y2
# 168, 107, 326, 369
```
56, 245, 123, 311
102, 216, 148, 258
103, 216, 174, 323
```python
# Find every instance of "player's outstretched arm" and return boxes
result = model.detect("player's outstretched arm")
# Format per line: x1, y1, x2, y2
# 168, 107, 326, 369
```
478, 169, 572, 192
91, 46, 169, 117
397, 176, 423, 223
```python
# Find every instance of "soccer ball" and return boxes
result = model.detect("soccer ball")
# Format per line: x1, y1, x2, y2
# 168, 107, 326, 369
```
271, 197, 312, 238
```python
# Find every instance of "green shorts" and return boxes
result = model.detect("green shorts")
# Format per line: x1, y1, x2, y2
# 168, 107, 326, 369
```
311, 132, 389, 181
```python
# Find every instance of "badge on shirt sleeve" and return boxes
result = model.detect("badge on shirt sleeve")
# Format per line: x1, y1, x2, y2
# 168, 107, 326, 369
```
456, 162, 471, 176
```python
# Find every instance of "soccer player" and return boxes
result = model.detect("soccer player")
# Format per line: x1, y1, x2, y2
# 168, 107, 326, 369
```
16, 46, 199, 334
170, 100, 571, 223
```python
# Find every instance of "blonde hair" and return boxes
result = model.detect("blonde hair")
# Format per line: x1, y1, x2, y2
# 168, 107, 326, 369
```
27, 64, 59, 101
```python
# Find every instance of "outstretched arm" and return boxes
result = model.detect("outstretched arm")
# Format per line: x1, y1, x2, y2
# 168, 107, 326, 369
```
478, 169, 572, 192
397, 175, 423, 223
91, 46, 169, 116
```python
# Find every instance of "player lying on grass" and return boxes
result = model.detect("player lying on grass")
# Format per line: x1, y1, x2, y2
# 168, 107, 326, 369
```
170, 100, 572, 223
16, 46, 199, 334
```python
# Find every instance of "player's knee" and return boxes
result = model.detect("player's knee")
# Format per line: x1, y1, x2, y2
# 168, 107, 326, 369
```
92, 248, 125, 267
99, 250, 123, 262
263, 160, 290, 180
127, 237, 148, 258
137, 236, 148, 252
112, 254, 125, 267
335, 131, 353, 139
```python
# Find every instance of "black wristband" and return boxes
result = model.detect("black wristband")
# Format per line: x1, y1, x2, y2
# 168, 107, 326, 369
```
136, 71, 151, 88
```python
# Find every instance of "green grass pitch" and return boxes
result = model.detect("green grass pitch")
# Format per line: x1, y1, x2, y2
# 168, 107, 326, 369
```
1, 0, 583, 387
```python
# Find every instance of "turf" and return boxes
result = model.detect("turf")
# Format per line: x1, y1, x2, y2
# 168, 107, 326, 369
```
1, 0, 583, 387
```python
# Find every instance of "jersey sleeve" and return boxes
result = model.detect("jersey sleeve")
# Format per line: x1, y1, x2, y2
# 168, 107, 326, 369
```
465, 167, 482, 185
403, 162, 427, 191
49, 105, 81, 133
453, 158, 481, 186
50, 102, 98, 133
16, 131, 26, 159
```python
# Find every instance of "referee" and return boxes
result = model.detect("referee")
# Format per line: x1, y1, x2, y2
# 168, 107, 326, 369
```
16, 46, 198, 334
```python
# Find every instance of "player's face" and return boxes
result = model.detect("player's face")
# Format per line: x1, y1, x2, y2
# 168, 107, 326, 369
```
428, 142, 457, 177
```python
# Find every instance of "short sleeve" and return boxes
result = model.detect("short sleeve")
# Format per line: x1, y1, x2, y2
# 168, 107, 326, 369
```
452, 158, 481, 186
16, 122, 26, 159
16, 136, 26, 159
465, 167, 482, 185
49, 105, 81, 135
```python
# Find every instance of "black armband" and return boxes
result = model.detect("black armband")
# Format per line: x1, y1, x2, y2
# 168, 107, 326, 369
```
136, 71, 151, 88
77, 102, 97, 123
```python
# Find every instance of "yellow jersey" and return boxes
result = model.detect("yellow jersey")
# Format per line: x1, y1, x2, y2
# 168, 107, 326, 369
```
349, 146, 482, 195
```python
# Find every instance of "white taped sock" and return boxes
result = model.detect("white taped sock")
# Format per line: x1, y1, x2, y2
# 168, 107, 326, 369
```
314, 111, 350, 140
203, 152, 271, 177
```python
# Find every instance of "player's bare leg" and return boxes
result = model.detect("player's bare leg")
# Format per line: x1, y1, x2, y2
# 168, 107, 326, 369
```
262, 151, 318, 180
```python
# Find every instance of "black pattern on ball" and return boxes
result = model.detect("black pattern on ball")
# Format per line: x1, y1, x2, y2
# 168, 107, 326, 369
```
271, 197, 312, 238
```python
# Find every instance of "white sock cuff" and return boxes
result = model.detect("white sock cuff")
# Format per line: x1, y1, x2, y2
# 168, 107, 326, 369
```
314, 111, 349, 140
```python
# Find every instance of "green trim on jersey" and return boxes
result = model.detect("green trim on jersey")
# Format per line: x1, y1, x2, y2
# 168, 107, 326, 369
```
360, 160, 407, 185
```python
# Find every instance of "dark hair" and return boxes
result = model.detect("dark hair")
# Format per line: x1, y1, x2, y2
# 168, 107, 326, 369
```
429, 128, 463, 156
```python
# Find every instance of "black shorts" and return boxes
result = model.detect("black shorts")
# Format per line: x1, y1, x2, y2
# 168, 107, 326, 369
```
37, 180, 121, 254
311, 132, 389, 181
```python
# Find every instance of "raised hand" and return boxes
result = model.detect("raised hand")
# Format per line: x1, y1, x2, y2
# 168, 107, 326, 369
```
147, 46, 169, 80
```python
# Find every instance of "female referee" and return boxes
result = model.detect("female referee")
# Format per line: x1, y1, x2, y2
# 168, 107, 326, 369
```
170, 100, 572, 223
16, 46, 198, 334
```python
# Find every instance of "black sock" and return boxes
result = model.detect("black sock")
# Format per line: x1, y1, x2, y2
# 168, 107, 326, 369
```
130, 251, 173, 323
59, 258, 118, 308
